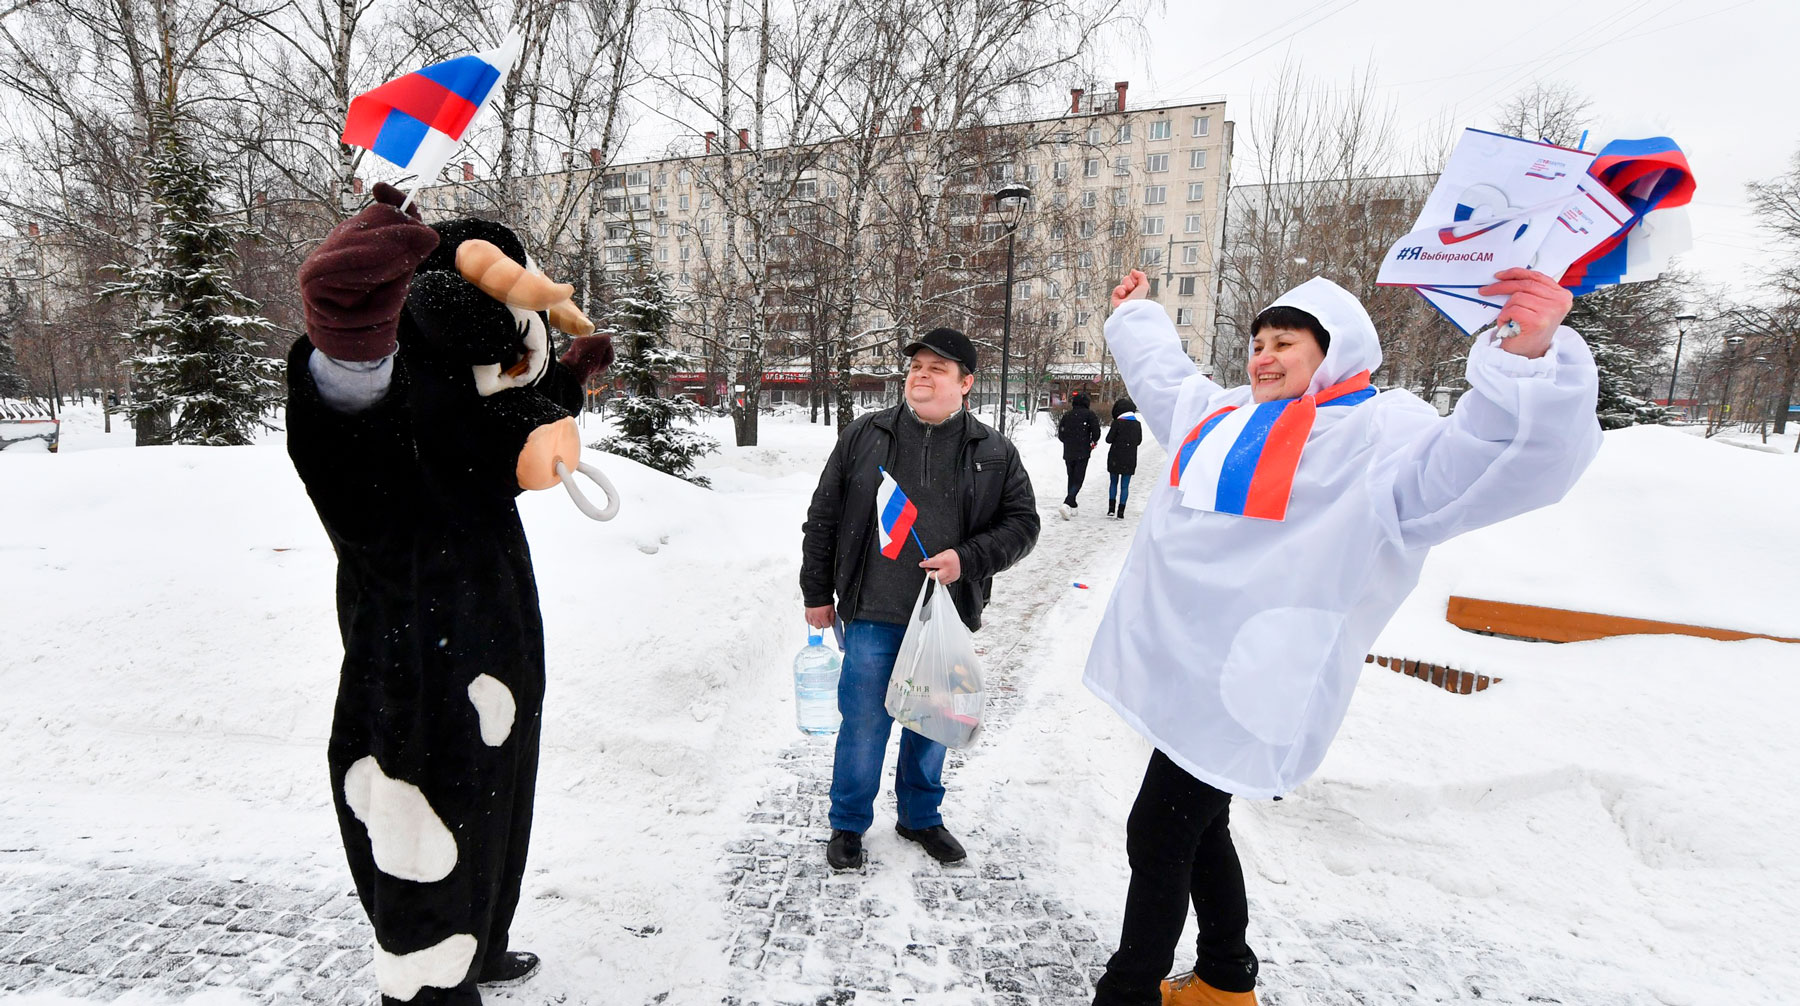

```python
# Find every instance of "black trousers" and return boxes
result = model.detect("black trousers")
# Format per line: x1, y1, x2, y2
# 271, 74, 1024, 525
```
1065, 457, 1090, 502
1092, 750, 1259, 1004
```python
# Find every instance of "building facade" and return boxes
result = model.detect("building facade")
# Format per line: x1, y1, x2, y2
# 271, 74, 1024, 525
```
416, 82, 1233, 415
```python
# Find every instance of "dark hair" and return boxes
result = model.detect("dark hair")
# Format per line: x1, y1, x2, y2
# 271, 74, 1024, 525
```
1111, 395, 1137, 420
1250, 305, 1330, 354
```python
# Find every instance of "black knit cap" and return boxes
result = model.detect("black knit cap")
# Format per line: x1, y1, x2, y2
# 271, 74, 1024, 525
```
903, 327, 978, 374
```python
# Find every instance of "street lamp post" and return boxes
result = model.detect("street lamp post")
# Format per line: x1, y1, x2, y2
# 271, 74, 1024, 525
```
1665, 312, 1698, 415
993, 183, 1031, 437
1716, 334, 1746, 433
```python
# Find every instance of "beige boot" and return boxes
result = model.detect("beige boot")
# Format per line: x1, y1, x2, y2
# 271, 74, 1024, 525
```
1162, 971, 1258, 1006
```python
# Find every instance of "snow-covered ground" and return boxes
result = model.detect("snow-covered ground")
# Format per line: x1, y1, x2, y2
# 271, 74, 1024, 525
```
2, 405, 1797, 1004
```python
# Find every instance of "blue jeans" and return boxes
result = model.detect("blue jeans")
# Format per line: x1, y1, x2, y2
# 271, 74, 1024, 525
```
829, 619, 947, 834
1109, 472, 1133, 509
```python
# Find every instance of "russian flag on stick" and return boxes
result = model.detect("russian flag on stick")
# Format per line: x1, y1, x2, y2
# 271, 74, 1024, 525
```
875, 469, 921, 560
342, 33, 520, 187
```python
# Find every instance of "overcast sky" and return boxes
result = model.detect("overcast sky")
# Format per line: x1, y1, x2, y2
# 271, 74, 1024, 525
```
1116, 0, 1788, 300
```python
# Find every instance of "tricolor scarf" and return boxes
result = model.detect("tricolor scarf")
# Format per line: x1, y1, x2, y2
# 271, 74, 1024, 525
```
1168, 371, 1376, 521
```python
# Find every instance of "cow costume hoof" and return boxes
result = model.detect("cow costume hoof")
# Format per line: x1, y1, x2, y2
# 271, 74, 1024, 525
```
479, 950, 541, 987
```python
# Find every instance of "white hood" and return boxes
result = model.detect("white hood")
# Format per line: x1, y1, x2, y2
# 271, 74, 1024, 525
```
1262, 276, 1383, 395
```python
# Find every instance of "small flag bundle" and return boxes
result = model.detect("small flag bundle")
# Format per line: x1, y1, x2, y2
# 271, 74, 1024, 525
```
342, 34, 520, 184
875, 470, 919, 560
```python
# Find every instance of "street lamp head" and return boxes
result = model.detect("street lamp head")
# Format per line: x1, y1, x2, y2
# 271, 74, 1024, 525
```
995, 183, 1031, 230
1726, 335, 1746, 347
1676, 313, 1697, 322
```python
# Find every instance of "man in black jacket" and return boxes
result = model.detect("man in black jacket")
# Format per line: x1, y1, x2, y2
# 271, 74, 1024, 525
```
800, 327, 1040, 871
1057, 391, 1103, 512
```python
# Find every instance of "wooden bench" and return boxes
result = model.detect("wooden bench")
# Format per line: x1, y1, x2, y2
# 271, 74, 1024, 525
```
1445, 596, 1800, 645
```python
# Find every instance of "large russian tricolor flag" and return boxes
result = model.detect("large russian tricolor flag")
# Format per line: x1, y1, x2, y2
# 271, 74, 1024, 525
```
342, 33, 520, 180
875, 470, 919, 560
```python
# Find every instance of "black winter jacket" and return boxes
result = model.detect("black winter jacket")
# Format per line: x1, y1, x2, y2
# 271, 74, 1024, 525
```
800, 406, 1040, 631
1106, 397, 1144, 475
1058, 405, 1102, 462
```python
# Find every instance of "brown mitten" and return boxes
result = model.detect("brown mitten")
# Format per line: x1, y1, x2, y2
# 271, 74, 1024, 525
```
298, 182, 440, 362
558, 335, 615, 383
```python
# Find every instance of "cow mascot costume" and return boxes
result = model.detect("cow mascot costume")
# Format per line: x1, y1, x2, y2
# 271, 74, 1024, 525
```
286, 182, 616, 1005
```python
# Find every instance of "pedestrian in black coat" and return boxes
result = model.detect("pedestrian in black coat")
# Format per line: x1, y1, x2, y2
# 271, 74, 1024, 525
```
1057, 392, 1103, 510
1106, 395, 1144, 518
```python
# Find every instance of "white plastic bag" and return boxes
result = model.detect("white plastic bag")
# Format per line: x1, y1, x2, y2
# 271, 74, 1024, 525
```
885, 575, 985, 749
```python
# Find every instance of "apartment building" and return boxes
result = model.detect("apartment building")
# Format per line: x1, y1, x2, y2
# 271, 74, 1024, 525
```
415, 81, 1233, 410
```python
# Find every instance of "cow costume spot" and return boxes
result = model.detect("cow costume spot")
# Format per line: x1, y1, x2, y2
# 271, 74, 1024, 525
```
287, 182, 611, 1005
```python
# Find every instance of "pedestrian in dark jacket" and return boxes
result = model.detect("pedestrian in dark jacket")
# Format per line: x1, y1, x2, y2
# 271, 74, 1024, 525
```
1106, 395, 1143, 519
800, 327, 1040, 873
1057, 391, 1103, 510
287, 183, 613, 1005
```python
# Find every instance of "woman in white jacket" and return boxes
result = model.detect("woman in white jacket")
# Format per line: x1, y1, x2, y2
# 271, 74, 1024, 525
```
1085, 267, 1601, 1006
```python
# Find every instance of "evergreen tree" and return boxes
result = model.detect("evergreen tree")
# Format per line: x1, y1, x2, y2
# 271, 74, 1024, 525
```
592, 265, 718, 487
1566, 282, 1682, 430
105, 118, 282, 446
0, 277, 26, 399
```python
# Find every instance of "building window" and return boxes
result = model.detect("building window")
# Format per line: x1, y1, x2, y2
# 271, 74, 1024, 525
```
699, 218, 712, 234
1108, 249, 1123, 267
678, 169, 691, 185
826, 180, 839, 197
1079, 251, 1095, 269
1048, 279, 1062, 297
1145, 185, 1167, 204
1048, 310, 1061, 327
1142, 216, 1165, 235
1080, 219, 1097, 238
1087, 126, 1103, 144
1181, 339, 1191, 354
1082, 190, 1098, 208
1146, 153, 1169, 173
1075, 309, 1092, 325
1117, 123, 1132, 143
1149, 119, 1171, 140
1026, 164, 1041, 182
680, 245, 691, 260
1192, 115, 1210, 136
1018, 282, 1032, 300
658, 221, 670, 237
679, 194, 690, 210
981, 222, 1004, 241
1048, 252, 1064, 268
658, 246, 669, 261
1084, 157, 1101, 178
1141, 247, 1163, 266
1111, 219, 1130, 237
1113, 156, 1131, 176
1182, 246, 1200, 266
1075, 281, 1091, 299
680, 271, 691, 285
700, 192, 712, 209
1113, 187, 1129, 206
626, 169, 649, 186
657, 196, 668, 210
1185, 213, 1203, 233
1054, 161, 1069, 180
1189, 149, 1207, 170
1176, 307, 1194, 325
1187, 182, 1205, 202
1179, 276, 1198, 295
1072, 339, 1087, 357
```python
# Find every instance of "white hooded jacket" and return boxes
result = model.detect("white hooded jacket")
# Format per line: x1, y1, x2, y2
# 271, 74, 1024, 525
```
1084, 278, 1602, 798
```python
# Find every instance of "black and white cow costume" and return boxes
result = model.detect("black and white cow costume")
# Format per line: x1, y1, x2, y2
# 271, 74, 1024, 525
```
286, 182, 610, 1005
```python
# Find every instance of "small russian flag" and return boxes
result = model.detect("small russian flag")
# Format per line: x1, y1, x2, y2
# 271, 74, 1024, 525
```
875, 470, 919, 560
342, 34, 520, 181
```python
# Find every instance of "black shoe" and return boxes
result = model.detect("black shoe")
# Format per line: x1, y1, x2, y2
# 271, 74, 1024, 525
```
1063, 497, 1078, 508
896, 823, 967, 863
1106, 500, 1115, 515
1117, 506, 1127, 519
826, 829, 865, 869
478, 950, 539, 987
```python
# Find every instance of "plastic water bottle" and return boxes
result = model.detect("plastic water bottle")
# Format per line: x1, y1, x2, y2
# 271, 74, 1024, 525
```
793, 630, 843, 736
